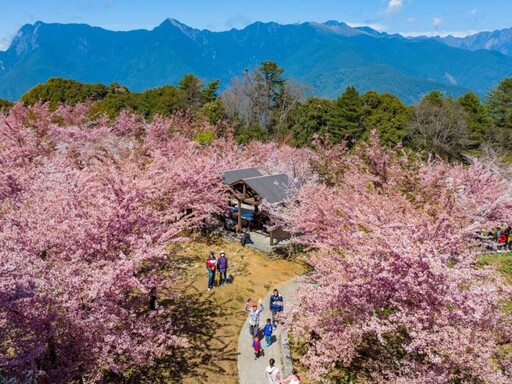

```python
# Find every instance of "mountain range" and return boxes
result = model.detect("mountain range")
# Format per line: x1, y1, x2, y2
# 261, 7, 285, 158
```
1, 19, 512, 103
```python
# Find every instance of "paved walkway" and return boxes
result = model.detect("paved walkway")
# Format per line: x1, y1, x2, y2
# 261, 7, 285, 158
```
237, 274, 307, 384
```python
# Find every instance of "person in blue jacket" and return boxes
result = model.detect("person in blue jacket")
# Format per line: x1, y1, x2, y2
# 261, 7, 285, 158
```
264, 318, 273, 347
217, 251, 229, 285
269, 289, 283, 328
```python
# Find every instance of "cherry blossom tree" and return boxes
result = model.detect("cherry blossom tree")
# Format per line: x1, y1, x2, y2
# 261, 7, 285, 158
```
285, 134, 512, 383
0, 104, 228, 383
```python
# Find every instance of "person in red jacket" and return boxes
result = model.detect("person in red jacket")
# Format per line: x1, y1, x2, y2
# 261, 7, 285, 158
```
498, 232, 507, 251
252, 336, 264, 360
206, 251, 217, 291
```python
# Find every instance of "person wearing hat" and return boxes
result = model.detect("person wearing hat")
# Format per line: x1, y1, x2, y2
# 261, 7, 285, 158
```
217, 251, 229, 285
244, 298, 264, 338
206, 250, 217, 291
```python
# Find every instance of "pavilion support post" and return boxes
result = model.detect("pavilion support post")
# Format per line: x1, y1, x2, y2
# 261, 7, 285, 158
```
237, 198, 242, 233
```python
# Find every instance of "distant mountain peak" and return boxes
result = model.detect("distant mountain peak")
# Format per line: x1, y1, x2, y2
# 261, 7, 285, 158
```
323, 20, 346, 27
10, 21, 43, 55
157, 18, 190, 30
166, 18, 188, 29
309, 20, 363, 36
354, 26, 388, 37
154, 18, 202, 39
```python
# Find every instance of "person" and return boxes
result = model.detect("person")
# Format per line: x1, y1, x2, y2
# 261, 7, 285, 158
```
498, 232, 507, 251
245, 298, 264, 338
264, 318, 273, 347
270, 289, 284, 328
281, 369, 301, 384
149, 287, 157, 310
217, 251, 229, 285
225, 209, 236, 231
225, 217, 235, 231
495, 227, 501, 242
264, 358, 281, 383
252, 336, 263, 360
241, 228, 254, 247
206, 251, 217, 291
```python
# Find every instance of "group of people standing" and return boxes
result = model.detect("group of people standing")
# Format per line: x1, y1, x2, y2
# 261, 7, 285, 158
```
205, 250, 229, 291
488, 226, 512, 251
243, 290, 300, 383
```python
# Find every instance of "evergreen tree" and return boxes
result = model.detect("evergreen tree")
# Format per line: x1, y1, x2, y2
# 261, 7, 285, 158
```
283, 97, 335, 146
178, 74, 204, 112
258, 60, 286, 131
330, 86, 365, 144
21, 78, 109, 109
361, 91, 410, 145
202, 80, 220, 103
457, 92, 492, 150
487, 77, 512, 130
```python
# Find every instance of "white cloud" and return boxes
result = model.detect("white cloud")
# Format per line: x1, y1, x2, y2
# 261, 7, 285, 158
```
386, 0, 403, 14
346, 22, 387, 32
0, 33, 14, 52
406, 17, 416, 23
445, 72, 458, 85
433, 17, 442, 29
470, 8, 478, 15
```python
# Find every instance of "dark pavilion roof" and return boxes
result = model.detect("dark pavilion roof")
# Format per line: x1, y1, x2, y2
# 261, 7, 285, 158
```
241, 174, 291, 204
221, 167, 262, 185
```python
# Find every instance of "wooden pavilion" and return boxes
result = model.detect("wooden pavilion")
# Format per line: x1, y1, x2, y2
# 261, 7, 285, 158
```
222, 167, 294, 245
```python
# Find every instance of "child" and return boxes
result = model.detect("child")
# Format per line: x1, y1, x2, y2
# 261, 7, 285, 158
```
264, 318, 273, 347
252, 336, 264, 360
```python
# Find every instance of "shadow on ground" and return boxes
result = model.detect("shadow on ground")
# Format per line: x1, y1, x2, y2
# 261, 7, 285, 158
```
127, 282, 239, 383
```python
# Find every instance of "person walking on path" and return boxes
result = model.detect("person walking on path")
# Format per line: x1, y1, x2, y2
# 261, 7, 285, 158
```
270, 289, 284, 328
252, 336, 264, 360
217, 251, 229, 285
281, 369, 301, 384
206, 251, 217, 291
245, 298, 264, 338
264, 358, 281, 383
264, 318, 273, 347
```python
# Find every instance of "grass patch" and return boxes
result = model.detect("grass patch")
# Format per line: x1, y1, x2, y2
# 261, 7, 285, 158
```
478, 252, 512, 283
478, 252, 512, 369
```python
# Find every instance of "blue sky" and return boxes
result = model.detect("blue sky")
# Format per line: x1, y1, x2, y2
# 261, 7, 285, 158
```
1, 0, 511, 50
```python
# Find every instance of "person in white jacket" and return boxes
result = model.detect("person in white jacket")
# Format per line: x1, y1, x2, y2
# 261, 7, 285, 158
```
244, 298, 264, 338
264, 358, 281, 384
